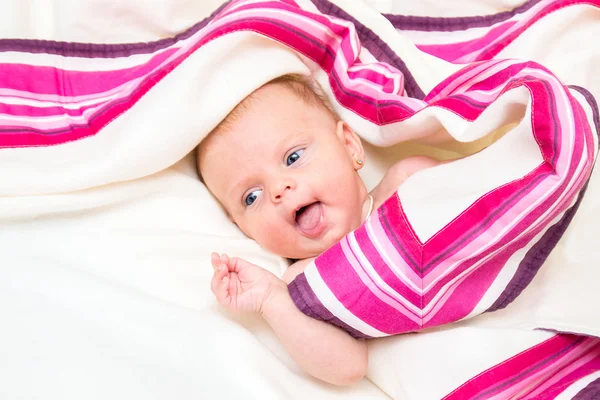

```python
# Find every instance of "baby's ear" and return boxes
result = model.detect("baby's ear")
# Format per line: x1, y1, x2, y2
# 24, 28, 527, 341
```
336, 120, 365, 170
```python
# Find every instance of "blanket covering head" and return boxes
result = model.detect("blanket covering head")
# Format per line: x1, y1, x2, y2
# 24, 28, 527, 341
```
2, 0, 600, 399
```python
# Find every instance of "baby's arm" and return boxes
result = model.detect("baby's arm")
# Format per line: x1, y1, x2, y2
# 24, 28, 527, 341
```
371, 156, 445, 208
211, 253, 367, 386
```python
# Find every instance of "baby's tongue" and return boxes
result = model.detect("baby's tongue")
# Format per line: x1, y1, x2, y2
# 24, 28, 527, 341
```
296, 202, 322, 231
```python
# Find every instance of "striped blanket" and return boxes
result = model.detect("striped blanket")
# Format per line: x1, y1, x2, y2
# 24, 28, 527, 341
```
1, 0, 600, 399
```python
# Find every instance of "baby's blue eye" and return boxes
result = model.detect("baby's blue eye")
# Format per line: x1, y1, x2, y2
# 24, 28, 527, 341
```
286, 149, 304, 166
244, 190, 262, 207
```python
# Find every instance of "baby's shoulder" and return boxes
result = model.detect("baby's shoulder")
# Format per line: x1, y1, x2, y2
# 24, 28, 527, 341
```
282, 257, 316, 284
390, 156, 441, 179
383, 156, 439, 187
372, 156, 443, 204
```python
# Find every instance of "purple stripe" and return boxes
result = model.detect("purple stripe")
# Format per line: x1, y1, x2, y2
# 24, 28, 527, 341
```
383, 0, 542, 32
311, 0, 425, 99
288, 272, 371, 339
0, 1, 230, 58
570, 85, 600, 139
380, 202, 420, 271
489, 86, 599, 311
573, 377, 600, 399
488, 182, 589, 312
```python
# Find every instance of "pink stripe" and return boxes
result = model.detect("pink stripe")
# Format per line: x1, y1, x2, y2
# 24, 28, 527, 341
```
425, 59, 510, 102
354, 225, 424, 308
218, 2, 360, 70
422, 246, 514, 325
490, 338, 600, 399
316, 240, 421, 334
341, 236, 422, 323
442, 335, 587, 400
523, 340, 600, 398
366, 206, 423, 287
224, 1, 360, 65
417, 21, 517, 63
429, 95, 482, 121
346, 67, 402, 95
0, 48, 178, 96
535, 358, 600, 399
0, 46, 186, 147
466, 62, 528, 93
0, 75, 143, 104
0, 102, 100, 117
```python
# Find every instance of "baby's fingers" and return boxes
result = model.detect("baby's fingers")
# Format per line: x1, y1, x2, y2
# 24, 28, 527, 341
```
211, 252, 221, 270
211, 266, 232, 305
210, 264, 227, 292
220, 253, 231, 266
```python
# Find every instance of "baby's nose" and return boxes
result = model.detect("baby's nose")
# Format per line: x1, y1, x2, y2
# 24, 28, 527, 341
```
270, 179, 295, 202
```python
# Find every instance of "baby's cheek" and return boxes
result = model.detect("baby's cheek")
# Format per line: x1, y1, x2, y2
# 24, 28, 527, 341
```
255, 218, 293, 252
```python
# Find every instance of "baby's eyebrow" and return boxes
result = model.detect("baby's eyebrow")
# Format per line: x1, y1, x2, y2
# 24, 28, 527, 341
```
275, 130, 310, 155
227, 176, 250, 205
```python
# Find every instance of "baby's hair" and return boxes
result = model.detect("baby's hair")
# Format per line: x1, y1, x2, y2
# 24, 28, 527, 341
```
197, 73, 338, 181
268, 73, 338, 118
215, 73, 337, 134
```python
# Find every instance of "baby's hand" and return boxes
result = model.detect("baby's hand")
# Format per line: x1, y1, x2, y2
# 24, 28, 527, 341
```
210, 252, 287, 314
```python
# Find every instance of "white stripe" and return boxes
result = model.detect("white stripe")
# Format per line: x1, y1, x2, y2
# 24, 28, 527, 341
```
0, 104, 104, 124
0, 79, 140, 107
0, 46, 180, 72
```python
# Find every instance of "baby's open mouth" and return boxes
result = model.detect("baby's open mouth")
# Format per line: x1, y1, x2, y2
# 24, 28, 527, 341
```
294, 201, 324, 236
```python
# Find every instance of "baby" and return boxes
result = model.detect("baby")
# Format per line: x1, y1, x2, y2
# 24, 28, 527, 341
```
197, 74, 441, 385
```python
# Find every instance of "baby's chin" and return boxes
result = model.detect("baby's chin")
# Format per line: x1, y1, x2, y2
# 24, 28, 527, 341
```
283, 232, 346, 260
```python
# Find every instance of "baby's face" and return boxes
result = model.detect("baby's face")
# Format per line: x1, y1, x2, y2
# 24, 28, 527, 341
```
199, 83, 368, 259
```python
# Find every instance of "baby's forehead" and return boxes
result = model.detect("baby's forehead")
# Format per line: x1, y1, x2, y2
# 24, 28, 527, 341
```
198, 80, 330, 177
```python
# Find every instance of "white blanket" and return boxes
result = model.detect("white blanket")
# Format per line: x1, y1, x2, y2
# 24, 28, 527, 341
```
1, 0, 599, 399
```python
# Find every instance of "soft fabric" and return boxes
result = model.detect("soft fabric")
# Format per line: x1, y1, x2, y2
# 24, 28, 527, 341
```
1, 1, 600, 399
289, 55, 598, 337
